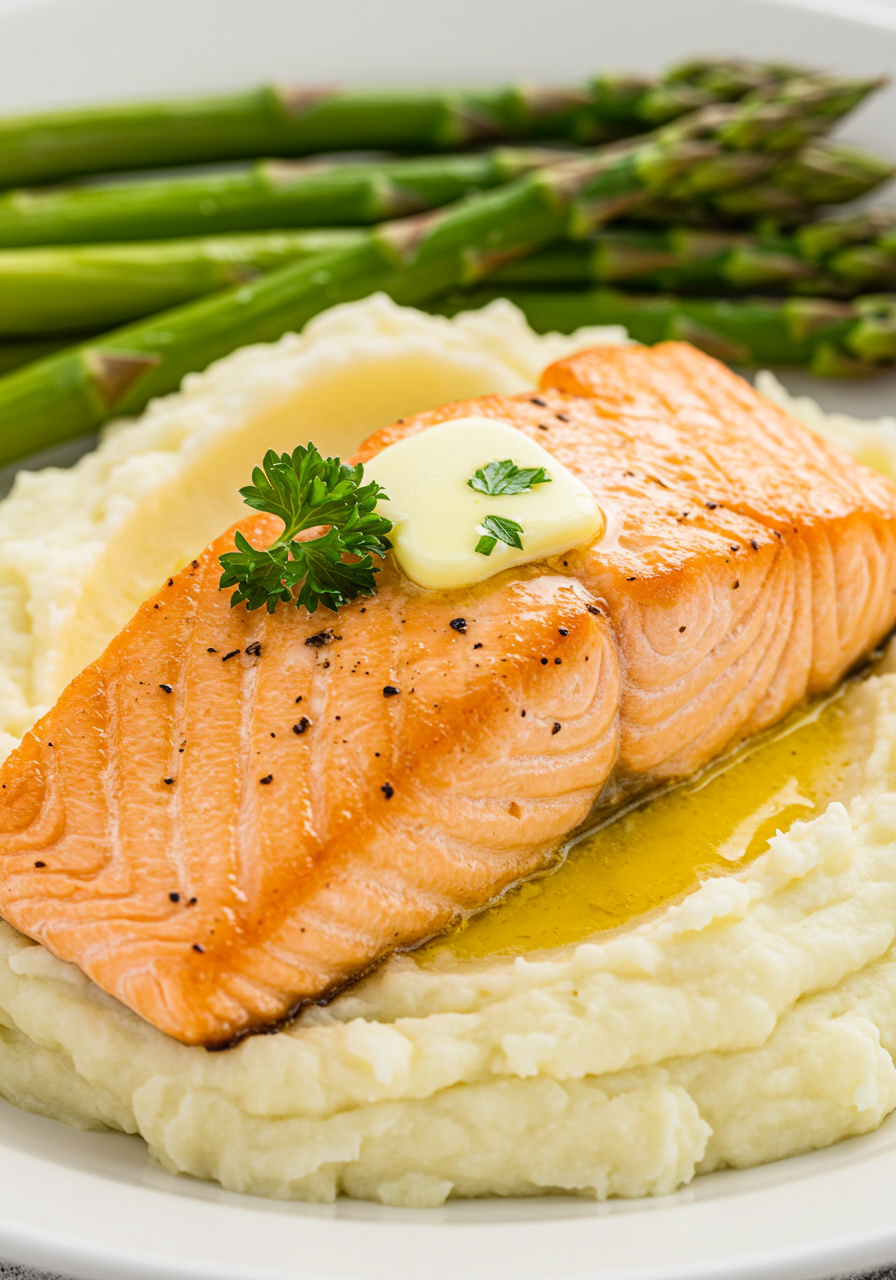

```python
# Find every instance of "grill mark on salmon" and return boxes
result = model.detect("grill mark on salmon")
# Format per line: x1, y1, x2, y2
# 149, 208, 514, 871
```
0, 342, 894, 1046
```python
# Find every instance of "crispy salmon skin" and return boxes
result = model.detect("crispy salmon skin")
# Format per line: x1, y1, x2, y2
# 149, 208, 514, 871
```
0, 342, 894, 1047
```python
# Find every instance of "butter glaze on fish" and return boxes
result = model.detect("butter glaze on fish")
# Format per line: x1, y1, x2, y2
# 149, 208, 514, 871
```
0, 342, 894, 1047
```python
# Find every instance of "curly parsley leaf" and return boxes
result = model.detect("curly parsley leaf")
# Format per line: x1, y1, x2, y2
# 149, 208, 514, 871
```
218, 444, 393, 614
468, 458, 552, 496
475, 514, 525, 557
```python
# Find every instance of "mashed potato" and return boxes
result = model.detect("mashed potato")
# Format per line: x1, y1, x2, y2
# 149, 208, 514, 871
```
0, 298, 894, 1206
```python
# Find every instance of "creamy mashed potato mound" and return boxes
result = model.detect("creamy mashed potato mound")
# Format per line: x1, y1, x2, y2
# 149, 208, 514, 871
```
0, 298, 895, 1206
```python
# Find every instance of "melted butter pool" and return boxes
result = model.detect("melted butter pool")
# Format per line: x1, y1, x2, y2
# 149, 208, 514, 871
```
423, 688, 855, 962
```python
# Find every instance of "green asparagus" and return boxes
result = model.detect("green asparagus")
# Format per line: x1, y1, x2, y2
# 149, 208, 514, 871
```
709, 141, 896, 218
431, 286, 896, 374
11, 201, 896, 343
5, 129, 893, 339
0, 59, 800, 188
0, 73, 879, 461
492, 230, 818, 292
490, 214, 896, 296
636, 140, 896, 223
0, 230, 365, 335
3, 110, 873, 253
0, 149, 564, 249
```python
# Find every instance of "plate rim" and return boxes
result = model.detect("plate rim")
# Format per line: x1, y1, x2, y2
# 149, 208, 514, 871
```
2, 1, 896, 1277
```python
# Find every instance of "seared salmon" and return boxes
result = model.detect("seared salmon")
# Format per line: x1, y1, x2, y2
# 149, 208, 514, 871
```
0, 341, 894, 1047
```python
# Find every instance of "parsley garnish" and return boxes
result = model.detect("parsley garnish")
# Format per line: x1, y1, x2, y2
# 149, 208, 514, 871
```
469, 457, 549, 557
468, 458, 552, 496
218, 444, 393, 614
475, 515, 524, 557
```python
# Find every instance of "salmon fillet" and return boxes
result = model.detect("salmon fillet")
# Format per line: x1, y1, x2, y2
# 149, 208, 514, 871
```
0, 342, 894, 1047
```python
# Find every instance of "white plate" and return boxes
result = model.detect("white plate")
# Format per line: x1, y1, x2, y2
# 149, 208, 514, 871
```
2, 1, 896, 1277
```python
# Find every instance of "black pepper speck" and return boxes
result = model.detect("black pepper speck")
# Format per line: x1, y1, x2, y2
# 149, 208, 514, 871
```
260, 774, 273, 784
383, 685, 400, 697
381, 782, 394, 799
169, 892, 180, 903
449, 618, 467, 633
552, 722, 562, 735
159, 683, 173, 693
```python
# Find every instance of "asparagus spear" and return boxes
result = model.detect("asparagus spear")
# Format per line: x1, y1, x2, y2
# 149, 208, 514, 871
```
665, 57, 804, 99
431, 287, 896, 374
3, 118, 872, 253
491, 214, 896, 296
4, 134, 892, 339
0, 230, 365, 335
636, 140, 896, 224
0, 59, 800, 189
491, 230, 824, 293
3, 208, 885, 340
4, 212, 888, 344
0, 73, 878, 461
0, 149, 564, 249
10, 210, 893, 345
708, 141, 896, 219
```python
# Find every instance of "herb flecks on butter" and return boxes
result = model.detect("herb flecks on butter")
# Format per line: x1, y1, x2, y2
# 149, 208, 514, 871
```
219, 444, 393, 615
468, 459, 552, 497
364, 416, 605, 591
476, 515, 524, 557
469, 459, 551, 557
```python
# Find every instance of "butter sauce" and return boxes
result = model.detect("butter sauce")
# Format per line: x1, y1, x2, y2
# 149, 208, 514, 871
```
423, 688, 855, 961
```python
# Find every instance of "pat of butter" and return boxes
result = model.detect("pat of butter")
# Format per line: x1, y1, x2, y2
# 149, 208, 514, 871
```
364, 416, 604, 590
